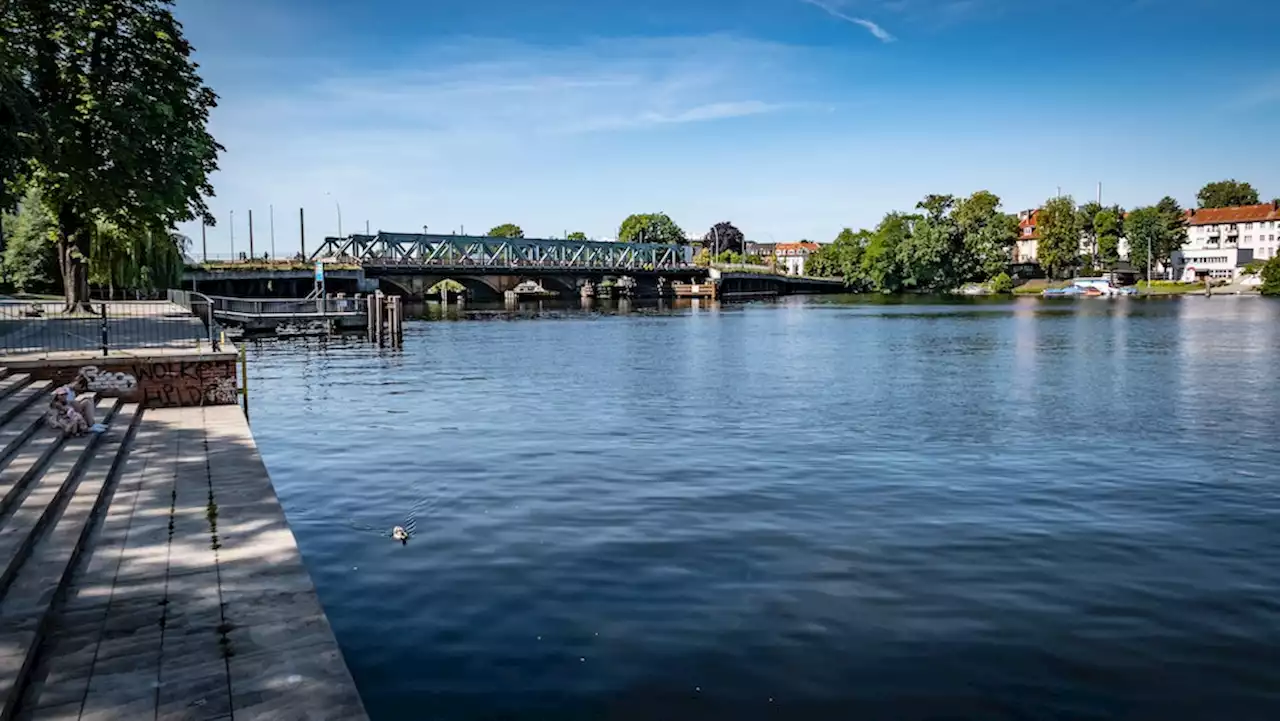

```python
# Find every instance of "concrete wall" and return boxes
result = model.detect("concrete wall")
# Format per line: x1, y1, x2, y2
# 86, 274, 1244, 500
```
16, 354, 240, 408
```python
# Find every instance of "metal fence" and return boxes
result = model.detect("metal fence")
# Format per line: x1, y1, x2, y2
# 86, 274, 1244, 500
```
202, 295, 368, 316
0, 296, 218, 357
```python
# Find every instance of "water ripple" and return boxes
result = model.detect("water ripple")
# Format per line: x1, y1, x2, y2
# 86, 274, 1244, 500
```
247, 297, 1280, 721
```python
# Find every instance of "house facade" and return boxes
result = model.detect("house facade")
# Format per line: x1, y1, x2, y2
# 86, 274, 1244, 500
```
1173, 202, 1280, 280
1013, 210, 1040, 264
775, 242, 820, 276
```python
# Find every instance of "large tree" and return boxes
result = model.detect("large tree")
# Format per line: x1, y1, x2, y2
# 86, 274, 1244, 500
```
954, 190, 1018, 281
565, 231, 587, 241
1076, 200, 1103, 265
618, 212, 685, 244
487, 223, 524, 238
1156, 196, 1187, 272
861, 213, 914, 293
806, 227, 868, 283
1197, 179, 1259, 209
6, 0, 221, 309
90, 222, 188, 297
1126, 206, 1165, 280
1036, 195, 1081, 278
1094, 208, 1121, 267
702, 221, 744, 254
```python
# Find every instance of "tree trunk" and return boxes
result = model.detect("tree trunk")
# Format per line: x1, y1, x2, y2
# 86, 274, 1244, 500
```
57, 209, 92, 312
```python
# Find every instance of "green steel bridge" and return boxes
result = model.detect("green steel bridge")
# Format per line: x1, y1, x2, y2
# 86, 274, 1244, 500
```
309, 232, 693, 272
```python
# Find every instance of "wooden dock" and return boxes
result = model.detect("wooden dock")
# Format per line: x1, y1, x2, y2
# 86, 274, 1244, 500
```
0, 369, 368, 720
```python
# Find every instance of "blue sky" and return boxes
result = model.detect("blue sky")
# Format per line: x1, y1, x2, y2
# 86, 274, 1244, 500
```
174, 0, 1280, 254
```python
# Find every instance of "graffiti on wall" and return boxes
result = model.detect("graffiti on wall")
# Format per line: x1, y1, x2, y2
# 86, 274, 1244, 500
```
80, 366, 138, 393
133, 360, 238, 407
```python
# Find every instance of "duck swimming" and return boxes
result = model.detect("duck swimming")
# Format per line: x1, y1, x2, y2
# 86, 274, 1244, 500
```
392, 526, 409, 544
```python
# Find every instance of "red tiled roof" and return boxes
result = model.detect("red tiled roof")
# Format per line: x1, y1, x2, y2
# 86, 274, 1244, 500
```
775, 242, 820, 252
1186, 203, 1280, 226
1018, 211, 1040, 240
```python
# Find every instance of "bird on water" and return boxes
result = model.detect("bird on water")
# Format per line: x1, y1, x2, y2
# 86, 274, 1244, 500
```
392, 526, 409, 544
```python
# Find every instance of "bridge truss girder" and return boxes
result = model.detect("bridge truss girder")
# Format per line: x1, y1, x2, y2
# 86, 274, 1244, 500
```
311, 233, 689, 272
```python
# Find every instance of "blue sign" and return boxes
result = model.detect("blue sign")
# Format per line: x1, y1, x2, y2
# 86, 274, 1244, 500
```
314, 261, 325, 282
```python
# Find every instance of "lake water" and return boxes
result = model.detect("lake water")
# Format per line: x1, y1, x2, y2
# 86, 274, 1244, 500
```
245, 296, 1280, 721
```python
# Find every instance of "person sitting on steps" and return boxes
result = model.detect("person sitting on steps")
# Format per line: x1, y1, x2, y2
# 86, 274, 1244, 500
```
48, 372, 106, 436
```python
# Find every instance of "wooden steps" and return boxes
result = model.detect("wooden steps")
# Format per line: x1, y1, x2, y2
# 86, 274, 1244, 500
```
0, 387, 138, 720
0, 382, 50, 429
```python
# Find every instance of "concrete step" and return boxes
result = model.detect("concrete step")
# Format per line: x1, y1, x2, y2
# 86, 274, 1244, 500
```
0, 377, 30, 405
0, 384, 50, 432
0, 400, 119, 602
0, 404, 138, 720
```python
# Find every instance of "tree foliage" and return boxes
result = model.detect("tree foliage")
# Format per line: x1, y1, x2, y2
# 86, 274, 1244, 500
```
2, 188, 59, 293
811, 191, 1018, 293
565, 231, 587, 241
89, 222, 188, 296
805, 228, 867, 281
989, 272, 1013, 294
1036, 195, 1081, 278
618, 212, 685, 244
1197, 179, 1259, 209
954, 191, 1020, 281
1094, 208, 1122, 267
1125, 206, 1174, 279
487, 223, 524, 238
1, 0, 222, 308
1076, 200, 1103, 264
1261, 255, 1280, 296
702, 221, 744, 254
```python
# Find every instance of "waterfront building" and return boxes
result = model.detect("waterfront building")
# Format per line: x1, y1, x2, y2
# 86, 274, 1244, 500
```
775, 241, 820, 276
1014, 210, 1040, 265
1173, 202, 1280, 280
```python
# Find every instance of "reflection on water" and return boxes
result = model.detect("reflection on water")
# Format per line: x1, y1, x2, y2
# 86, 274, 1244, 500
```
247, 295, 1280, 721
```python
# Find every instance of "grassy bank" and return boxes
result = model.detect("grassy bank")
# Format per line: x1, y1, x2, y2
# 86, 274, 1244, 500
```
1135, 281, 1204, 295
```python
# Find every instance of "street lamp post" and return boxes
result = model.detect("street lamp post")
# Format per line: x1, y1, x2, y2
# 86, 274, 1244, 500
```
325, 193, 343, 237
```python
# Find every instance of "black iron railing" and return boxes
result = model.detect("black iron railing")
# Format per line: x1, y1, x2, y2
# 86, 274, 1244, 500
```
0, 295, 219, 357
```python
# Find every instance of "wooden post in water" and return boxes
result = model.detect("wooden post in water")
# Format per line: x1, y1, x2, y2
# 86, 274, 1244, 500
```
364, 294, 374, 341
394, 296, 403, 345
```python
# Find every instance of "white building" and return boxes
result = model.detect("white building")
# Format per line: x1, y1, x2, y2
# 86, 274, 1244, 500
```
1174, 203, 1280, 280
775, 242, 819, 276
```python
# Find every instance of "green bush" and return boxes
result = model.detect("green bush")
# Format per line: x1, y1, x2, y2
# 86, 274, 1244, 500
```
989, 272, 1013, 294
1261, 256, 1280, 296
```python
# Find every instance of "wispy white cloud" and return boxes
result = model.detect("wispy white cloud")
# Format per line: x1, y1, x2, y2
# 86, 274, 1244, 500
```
180, 34, 826, 245
1232, 74, 1280, 109
802, 0, 896, 42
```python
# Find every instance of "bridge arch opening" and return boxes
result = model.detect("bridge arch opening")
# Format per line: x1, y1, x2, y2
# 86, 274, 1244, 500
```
377, 276, 501, 301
